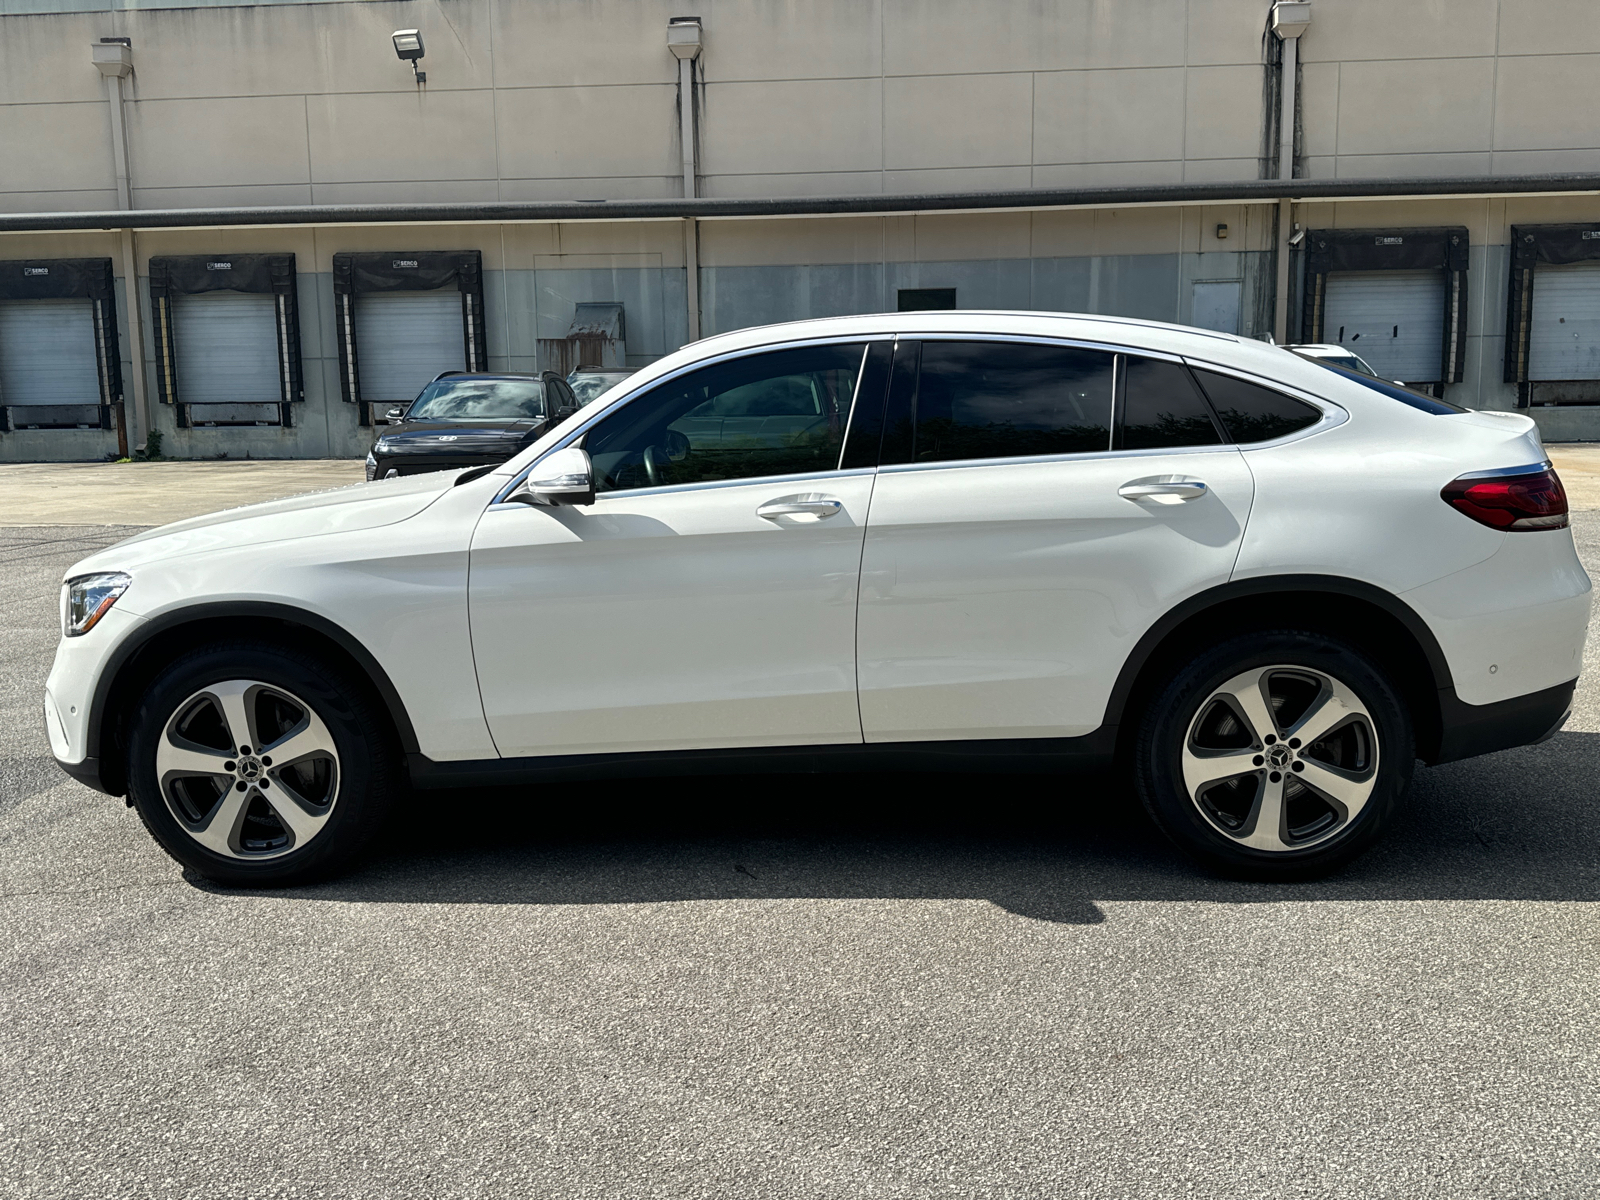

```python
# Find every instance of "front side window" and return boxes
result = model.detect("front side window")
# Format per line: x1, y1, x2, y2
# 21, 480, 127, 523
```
583, 343, 866, 493
408, 378, 546, 420
910, 341, 1115, 463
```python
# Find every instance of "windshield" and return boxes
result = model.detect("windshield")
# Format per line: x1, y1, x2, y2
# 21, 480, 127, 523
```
569, 372, 632, 407
1295, 349, 1378, 377
407, 378, 546, 420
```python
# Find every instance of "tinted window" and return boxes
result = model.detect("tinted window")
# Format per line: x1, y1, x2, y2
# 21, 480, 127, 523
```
1120, 358, 1223, 449
569, 371, 634, 407
1299, 358, 1468, 414
584, 343, 865, 493
408, 378, 545, 420
1191, 368, 1322, 443
912, 341, 1114, 463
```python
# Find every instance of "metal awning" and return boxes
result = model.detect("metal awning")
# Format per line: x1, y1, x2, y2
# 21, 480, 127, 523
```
1, 173, 1598, 234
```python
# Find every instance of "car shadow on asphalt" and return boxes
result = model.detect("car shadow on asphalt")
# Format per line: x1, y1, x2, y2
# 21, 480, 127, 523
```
204, 731, 1600, 924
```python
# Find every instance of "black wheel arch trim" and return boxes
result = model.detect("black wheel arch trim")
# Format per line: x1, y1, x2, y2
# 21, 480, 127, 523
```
81, 601, 420, 796
1101, 573, 1456, 726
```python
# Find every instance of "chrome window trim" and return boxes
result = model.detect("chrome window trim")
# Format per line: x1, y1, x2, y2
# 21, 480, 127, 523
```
493, 333, 893, 505
486, 465, 880, 511
492, 331, 1348, 505
875, 441, 1247, 477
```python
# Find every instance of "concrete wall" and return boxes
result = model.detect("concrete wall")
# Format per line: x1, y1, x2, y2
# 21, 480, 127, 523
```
7, 0, 1600, 213
1, 0, 1600, 456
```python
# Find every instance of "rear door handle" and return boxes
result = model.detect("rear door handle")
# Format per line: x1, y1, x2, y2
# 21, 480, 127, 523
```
1119, 477, 1208, 504
757, 493, 843, 520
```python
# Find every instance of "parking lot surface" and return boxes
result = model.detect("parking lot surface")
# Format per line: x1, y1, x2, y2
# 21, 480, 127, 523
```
1, 490, 1597, 1196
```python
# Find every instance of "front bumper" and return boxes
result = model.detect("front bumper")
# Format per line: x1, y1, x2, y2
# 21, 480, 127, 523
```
44, 605, 146, 795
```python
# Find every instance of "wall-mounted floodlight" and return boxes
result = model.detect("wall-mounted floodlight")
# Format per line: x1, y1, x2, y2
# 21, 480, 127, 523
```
392, 29, 426, 84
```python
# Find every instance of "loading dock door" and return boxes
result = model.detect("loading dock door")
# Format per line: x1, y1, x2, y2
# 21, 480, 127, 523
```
0, 298, 100, 406
173, 291, 280, 403
1528, 261, 1600, 381
1322, 270, 1444, 383
354, 290, 465, 404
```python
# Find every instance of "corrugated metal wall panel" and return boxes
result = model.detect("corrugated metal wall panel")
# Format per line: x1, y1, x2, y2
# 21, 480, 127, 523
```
173, 290, 279, 404
1322, 270, 1444, 383
353, 290, 465, 403
0, 298, 100, 406
1529, 261, 1600, 381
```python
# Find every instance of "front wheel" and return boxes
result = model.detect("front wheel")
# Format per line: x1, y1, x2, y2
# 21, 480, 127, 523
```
126, 640, 398, 886
1133, 629, 1414, 880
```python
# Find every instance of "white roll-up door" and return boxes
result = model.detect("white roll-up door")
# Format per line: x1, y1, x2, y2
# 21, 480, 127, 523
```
353, 290, 465, 404
1529, 261, 1600, 381
0, 298, 100, 406
1323, 270, 1444, 383
174, 291, 280, 404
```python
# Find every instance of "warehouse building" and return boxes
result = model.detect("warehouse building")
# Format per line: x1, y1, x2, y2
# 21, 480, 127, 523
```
0, 0, 1597, 460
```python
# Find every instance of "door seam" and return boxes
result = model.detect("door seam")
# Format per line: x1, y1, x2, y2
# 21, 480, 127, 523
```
852, 469, 881, 744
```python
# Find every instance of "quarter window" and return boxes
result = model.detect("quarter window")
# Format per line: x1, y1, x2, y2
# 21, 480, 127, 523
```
910, 341, 1115, 463
1120, 357, 1224, 449
1191, 368, 1322, 443
583, 343, 866, 493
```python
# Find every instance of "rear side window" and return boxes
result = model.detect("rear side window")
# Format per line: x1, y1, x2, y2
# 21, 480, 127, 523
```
1191, 368, 1322, 444
1120, 357, 1224, 450
911, 341, 1114, 463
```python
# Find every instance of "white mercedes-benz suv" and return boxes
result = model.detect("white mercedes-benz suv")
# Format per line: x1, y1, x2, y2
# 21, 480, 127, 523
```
45, 312, 1589, 884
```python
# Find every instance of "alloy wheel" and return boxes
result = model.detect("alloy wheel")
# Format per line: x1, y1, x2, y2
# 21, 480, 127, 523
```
1181, 664, 1379, 853
154, 679, 340, 861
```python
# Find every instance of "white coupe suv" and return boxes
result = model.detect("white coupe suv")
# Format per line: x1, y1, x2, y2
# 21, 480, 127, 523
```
45, 312, 1589, 884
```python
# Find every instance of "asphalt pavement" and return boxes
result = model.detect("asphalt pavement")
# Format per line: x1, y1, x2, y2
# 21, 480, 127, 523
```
1, 518, 1597, 1198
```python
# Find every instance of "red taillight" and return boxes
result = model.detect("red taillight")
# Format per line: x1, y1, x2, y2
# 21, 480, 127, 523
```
1441, 466, 1569, 531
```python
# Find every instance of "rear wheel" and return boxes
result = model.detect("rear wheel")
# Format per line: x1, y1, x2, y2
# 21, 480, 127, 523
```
126, 640, 398, 886
1133, 629, 1414, 880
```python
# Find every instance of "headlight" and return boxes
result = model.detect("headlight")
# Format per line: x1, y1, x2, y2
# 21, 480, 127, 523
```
365, 449, 378, 481
62, 572, 131, 638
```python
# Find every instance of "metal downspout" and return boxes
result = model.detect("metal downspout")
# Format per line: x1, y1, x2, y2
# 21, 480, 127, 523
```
1271, 3, 1310, 344
93, 40, 145, 456
669, 18, 703, 345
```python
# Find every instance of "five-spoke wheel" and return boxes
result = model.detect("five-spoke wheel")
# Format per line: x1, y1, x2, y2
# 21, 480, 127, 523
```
155, 679, 341, 860
128, 641, 397, 886
1136, 630, 1412, 879
1182, 665, 1378, 853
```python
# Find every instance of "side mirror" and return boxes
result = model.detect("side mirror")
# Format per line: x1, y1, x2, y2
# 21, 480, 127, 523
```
384, 407, 405, 424
509, 446, 595, 507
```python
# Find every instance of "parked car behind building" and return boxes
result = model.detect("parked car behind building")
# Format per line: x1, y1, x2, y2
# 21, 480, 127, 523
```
366, 372, 578, 479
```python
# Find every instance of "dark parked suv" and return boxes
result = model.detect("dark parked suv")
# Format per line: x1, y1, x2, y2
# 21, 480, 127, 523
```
365, 371, 579, 480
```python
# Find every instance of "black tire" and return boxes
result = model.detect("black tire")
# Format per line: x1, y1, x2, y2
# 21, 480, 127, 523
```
126, 639, 399, 886
1133, 629, 1414, 880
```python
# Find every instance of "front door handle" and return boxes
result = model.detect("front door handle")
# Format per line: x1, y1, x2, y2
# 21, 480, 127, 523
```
1119, 477, 1209, 504
757, 493, 843, 521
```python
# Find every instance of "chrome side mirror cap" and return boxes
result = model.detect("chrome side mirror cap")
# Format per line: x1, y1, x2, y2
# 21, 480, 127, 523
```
384, 407, 405, 424
509, 446, 595, 507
